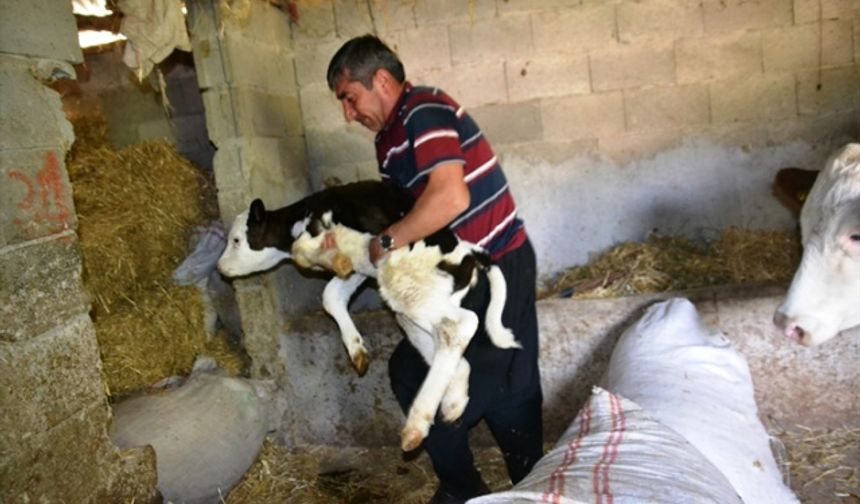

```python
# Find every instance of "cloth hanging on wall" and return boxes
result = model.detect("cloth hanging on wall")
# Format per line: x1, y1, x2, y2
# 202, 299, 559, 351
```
119, 0, 191, 80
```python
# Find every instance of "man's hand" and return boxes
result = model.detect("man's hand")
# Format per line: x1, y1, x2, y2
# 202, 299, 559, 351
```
322, 231, 337, 250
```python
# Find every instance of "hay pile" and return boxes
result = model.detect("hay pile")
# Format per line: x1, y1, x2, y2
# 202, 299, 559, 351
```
67, 115, 242, 397
226, 441, 513, 504
541, 228, 801, 299
777, 426, 860, 503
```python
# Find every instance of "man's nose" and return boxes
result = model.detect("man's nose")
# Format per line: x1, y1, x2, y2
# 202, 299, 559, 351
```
342, 102, 356, 123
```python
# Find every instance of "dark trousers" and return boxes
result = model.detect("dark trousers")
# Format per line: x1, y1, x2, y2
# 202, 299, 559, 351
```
389, 240, 543, 499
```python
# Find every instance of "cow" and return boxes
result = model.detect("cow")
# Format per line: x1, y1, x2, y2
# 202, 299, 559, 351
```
774, 143, 860, 346
216, 181, 521, 450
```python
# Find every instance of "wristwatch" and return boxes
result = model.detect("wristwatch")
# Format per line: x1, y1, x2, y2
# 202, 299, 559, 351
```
379, 234, 394, 251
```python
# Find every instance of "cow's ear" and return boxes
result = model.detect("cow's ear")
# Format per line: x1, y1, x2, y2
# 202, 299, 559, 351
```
250, 199, 266, 224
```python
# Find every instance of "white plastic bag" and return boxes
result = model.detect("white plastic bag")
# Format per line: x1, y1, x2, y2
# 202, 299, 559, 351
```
602, 298, 799, 504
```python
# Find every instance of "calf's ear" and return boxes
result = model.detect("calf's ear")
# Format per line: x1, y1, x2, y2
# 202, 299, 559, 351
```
250, 199, 266, 224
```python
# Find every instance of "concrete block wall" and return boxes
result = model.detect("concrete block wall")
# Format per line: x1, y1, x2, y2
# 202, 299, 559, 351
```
0, 0, 157, 501
187, 0, 315, 383
293, 0, 860, 276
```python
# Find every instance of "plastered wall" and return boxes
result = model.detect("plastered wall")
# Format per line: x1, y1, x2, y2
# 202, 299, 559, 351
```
0, 0, 157, 501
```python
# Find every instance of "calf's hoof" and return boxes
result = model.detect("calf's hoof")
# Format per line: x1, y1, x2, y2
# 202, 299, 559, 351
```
352, 350, 370, 377
401, 428, 425, 452
332, 253, 354, 278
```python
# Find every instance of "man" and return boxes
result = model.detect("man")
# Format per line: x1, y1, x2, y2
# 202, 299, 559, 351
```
326, 35, 543, 504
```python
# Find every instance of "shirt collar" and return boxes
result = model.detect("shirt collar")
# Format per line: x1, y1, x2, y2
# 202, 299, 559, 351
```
377, 81, 413, 140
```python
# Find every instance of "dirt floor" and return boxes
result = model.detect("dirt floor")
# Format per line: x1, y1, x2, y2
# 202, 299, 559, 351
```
226, 427, 859, 504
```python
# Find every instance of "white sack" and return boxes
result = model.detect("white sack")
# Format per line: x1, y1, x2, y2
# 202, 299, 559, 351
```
602, 297, 799, 504
468, 387, 742, 504
110, 361, 276, 504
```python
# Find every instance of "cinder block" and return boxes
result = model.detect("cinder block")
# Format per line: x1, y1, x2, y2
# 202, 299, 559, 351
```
225, 36, 298, 95
219, 0, 294, 45
618, 0, 703, 43
334, 0, 376, 38
414, 61, 507, 108
0, 234, 89, 342
794, 0, 856, 23
702, 0, 793, 34
591, 42, 676, 91
532, 4, 617, 53
0, 0, 82, 63
0, 56, 75, 151
305, 126, 376, 169
450, 15, 534, 66
676, 32, 762, 84
300, 81, 346, 130
292, 0, 337, 40
235, 280, 285, 378
203, 87, 304, 141
368, 0, 416, 31
625, 84, 710, 131
0, 316, 104, 452
0, 401, 154, 503
470, 101, 544, 145
506, 54, 590, 101
294, 38, 346, 87
0, 148, 77, 247
797, 65, 860, 117
710, 74, 796, 124
763, 20, 854, 71
245, 136, 311, 208
414, 0, 497, 26
499, 0, 583, 14
388, 27, 452, 72
211, 139, 248, 196
190, 35, 226, 89
541, 92, 625, 141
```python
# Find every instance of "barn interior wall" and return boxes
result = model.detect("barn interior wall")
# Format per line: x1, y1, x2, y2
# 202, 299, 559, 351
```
0, 1, 157, 501
292, 0, 860, 280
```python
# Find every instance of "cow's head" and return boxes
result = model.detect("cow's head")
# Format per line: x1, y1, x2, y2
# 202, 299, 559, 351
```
217, 199, 308, 278
774, 144, 860, 346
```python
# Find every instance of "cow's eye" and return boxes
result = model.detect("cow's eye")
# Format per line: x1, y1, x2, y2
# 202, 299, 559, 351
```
233, 237, 240, 245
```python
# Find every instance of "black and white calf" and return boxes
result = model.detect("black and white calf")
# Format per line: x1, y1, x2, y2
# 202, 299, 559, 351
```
216, 181, 521, 450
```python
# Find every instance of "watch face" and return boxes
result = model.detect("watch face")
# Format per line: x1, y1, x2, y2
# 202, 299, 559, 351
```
380, 234, 393, 250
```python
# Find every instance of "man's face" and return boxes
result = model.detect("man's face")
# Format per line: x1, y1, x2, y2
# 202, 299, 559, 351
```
334, 72, 388, 132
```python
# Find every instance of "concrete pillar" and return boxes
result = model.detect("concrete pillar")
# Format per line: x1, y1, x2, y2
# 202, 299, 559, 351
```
0, 0, 157, 500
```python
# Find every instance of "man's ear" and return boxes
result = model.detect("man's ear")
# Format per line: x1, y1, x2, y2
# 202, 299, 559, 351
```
250, 199, 266, 225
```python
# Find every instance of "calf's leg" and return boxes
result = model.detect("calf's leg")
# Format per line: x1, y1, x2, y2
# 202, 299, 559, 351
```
322, 274, 370, 376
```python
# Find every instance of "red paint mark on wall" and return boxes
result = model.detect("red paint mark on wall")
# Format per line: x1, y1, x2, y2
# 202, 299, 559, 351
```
9, 151, 73, 236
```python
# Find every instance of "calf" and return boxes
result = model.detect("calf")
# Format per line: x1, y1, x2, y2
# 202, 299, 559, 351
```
217, 182, 520, 450
774, 143, 860, 346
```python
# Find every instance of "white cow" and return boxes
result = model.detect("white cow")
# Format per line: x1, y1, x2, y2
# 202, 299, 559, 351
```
774, 143, 860, 346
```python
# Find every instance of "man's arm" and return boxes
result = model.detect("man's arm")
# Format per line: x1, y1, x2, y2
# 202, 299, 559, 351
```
370, 163, 469, 263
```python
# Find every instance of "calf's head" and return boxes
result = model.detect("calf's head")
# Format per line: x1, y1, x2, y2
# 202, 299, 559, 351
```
217, 199, 305, 277
774, 144, 860, 346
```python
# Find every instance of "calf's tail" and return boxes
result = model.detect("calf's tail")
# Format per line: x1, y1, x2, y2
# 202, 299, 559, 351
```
485, 265, 521, 350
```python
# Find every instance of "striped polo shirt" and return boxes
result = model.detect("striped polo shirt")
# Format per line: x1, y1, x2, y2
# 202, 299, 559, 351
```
375, 82, 526, 260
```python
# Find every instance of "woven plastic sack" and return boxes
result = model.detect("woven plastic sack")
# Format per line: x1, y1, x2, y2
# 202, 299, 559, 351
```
468, 387, 742, 504
603, 297, 799, 504
110, 359, 277, 504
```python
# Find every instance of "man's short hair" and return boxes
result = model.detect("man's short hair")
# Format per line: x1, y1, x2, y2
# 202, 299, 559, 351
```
326, 34, 405, 90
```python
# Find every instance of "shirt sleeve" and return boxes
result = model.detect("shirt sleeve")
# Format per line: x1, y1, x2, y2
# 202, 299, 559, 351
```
409, 104, 465, 177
